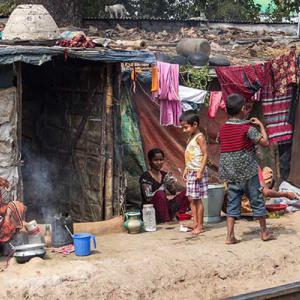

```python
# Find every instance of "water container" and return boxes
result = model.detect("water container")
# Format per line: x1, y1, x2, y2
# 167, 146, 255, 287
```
143, 204, 156, 232
203, 184, 225, 223
51, 213, 73, 247
73, 233, 96, 256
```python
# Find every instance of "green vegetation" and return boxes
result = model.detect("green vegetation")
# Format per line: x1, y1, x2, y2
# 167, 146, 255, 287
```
0, 0, 16, 16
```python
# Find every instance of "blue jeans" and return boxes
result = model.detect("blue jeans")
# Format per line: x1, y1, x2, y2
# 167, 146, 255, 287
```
227, 175, 267, 218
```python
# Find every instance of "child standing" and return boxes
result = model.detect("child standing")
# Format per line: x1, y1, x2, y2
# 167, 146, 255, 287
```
219, 93, 274, 244
180, 111, 208, 235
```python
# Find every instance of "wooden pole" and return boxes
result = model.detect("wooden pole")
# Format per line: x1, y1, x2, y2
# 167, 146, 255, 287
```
104, 64, 114, 220
16, 62, 23, 202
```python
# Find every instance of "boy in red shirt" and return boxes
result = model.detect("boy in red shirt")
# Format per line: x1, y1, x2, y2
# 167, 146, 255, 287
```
219, 93, 274, 244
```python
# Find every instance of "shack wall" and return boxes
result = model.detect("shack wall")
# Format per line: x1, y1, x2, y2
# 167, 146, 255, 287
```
21, 58, 122, 222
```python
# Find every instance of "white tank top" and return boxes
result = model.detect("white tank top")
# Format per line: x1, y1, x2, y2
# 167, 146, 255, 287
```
185, 133, 204, 171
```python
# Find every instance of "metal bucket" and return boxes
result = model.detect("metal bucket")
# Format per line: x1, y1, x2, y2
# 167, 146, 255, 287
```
203, 184, 225, 223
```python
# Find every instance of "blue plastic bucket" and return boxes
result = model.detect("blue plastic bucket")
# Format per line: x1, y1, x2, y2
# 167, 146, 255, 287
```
73, 233, 96, 256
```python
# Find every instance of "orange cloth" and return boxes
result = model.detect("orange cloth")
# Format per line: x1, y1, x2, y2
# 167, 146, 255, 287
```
151, 65, 159, 93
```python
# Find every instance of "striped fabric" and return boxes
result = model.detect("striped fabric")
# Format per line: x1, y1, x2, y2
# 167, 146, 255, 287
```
219, 123, 254, 153
261, 85, 293, 144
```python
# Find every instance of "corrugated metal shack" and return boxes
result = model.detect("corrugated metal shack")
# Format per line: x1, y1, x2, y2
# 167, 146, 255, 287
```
0, 45, 155, 223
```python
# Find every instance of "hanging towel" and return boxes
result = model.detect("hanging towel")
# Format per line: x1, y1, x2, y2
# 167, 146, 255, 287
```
151, 65, 159, 97
179, 85, 207, 111
208, 91, 225, 119
216, 63, 267, 102
158, 61, 179, 101
157, 62, 181, 126
160, 100, 182, 127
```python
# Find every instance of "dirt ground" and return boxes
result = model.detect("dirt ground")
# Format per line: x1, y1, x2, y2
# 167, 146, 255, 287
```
1, 213, 300, 300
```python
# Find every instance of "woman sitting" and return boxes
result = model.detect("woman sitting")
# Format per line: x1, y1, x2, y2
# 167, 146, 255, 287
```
139, 148, 190, 223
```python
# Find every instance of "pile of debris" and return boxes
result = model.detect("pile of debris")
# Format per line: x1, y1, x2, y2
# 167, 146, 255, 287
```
84, 24, 299, 65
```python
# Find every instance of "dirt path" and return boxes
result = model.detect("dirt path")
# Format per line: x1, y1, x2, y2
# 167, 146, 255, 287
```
1, 213, 300, 300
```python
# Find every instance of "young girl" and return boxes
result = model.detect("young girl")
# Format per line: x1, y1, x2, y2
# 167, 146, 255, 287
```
180, 110, 208, 235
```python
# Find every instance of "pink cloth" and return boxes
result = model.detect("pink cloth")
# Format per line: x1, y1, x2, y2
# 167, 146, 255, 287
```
157, 62, 181, 126
158, 62, 179, 101
208, 91, 225, 119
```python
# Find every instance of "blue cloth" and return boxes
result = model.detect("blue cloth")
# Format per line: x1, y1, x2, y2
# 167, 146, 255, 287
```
227, 175, 267, 218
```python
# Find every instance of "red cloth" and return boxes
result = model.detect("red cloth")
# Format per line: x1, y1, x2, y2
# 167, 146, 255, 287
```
216, 63, 267, 102
150, 190, 189, 223
0, 201, 25, 243
208, 91, 225, 119
219, 123, 254, 153
271, 49, 297, 97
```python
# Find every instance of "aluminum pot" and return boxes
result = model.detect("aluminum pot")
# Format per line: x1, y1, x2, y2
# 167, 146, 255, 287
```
13, 243, 46, 264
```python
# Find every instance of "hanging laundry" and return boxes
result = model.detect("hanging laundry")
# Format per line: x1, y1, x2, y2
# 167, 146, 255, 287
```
158, 61, 179, 101
271, 48, 297, 97
216, 63, 267, 102
157, 62, 181, 126
179, 85, 207, 111
151, 65, 159, 97
261, 84, 294, 144
160, 100, 182, 127
208, 91, 225, 119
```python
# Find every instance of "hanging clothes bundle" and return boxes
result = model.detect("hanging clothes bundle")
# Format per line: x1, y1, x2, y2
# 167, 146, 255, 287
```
260, 50, 297, 144
157, 61, 182, 127
216, 63, 266, 102
179, 85, 207, 111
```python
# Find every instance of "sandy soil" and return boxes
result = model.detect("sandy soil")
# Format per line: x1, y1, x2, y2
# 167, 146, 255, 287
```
1, 213, 300, 300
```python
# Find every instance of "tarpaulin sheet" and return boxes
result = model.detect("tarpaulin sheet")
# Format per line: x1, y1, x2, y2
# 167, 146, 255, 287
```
0, 46, 156, 65
133, 82, 227, 189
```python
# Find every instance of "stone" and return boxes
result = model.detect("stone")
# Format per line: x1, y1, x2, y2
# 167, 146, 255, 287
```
209, 55, 230, 66
3, 4, 60, 41
188, 53, 209, 66
169, 55, 188, 65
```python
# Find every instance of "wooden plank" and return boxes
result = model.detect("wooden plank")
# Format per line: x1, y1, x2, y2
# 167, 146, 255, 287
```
104, 64, 114, 220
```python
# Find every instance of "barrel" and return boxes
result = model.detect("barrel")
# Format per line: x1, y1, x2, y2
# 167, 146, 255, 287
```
176, 38, 211, 58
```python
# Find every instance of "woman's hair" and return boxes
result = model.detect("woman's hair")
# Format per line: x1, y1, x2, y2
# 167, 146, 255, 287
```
148, 148, 165, 161
179, 110, 199, 126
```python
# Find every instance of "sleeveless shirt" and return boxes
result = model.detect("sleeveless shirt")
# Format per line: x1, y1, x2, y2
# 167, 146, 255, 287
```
185, 133, 204, 171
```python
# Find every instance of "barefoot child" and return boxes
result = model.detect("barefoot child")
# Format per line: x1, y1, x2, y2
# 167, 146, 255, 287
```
219, 93, 273, 244
180, 111, 208, 235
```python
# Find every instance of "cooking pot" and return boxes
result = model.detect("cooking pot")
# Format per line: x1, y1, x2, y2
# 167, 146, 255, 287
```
13, 243, 46, 264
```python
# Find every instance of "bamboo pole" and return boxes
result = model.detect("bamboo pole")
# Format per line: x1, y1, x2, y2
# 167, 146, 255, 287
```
104, 64, 114, 220
16, 62, 23, 202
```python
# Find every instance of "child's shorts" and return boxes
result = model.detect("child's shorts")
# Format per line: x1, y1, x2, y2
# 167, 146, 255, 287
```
186, 169, 208, 200
227, 174, 267, 218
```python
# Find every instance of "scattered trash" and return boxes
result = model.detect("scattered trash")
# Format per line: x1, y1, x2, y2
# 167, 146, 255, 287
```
50, 244, 74, 255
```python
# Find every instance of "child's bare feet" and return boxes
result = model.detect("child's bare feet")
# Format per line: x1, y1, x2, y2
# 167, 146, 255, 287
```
187, 223, 197, 230
261, 231, 276, 241
191, 227, 205, 235
225, 237, 240, 244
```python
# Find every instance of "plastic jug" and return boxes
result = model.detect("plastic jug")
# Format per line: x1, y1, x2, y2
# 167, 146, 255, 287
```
73, 233, 96, 256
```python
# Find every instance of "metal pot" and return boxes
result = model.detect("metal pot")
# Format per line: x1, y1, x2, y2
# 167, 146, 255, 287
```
13, 243, 46, 264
